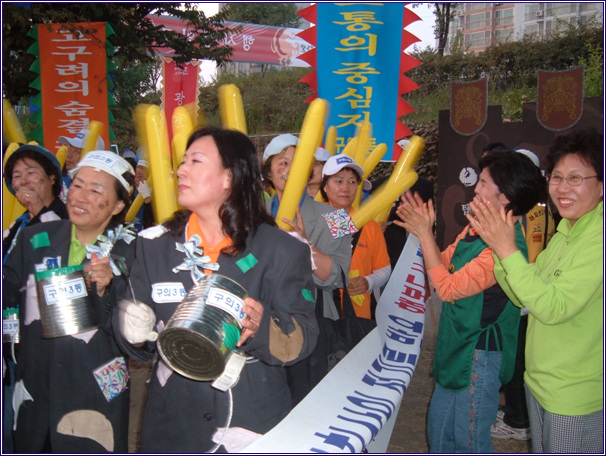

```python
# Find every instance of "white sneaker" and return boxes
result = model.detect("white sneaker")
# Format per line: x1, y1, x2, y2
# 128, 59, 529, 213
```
490, 419, 530, 441
495, 409, 505, 422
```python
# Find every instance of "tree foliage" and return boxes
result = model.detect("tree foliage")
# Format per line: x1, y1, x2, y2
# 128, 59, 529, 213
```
110, 56, 163, 152
433, 3, 458, 56
2, 3, 234, 103
199, 67, 312, 134
225, 3, 301, 28
405, 21, 603, 123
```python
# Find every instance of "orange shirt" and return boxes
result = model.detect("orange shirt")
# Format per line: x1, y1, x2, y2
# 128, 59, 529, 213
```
186, 213, 232, 271
348, 219, 391, 319
427, 224, 496, 303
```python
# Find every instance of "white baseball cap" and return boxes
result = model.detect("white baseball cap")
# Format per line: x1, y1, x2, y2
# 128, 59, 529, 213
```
314, 147, 332, 162
322, 154, 371, 191
515, 148, 540, 168
59, 128, 105, 150
263, 134, 299, 163
69, 150, 135, 193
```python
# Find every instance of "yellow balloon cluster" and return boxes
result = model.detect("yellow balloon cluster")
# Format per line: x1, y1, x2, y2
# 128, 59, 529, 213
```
275, 98, 328, 230
129, 84, 244, 225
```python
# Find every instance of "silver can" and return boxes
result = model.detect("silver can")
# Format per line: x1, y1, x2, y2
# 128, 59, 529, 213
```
157, 274, 248, 381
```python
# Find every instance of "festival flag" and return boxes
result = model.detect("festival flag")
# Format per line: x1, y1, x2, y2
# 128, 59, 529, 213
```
27, 22, 115, 151
537, 66, 584, 131
297, 3, 422, 161
149, 16, 312, 68
450, 77, 488, 136
160, 58, 202, 145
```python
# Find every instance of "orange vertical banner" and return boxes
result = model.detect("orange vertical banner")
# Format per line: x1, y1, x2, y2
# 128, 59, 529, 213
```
36, 22, 110, 152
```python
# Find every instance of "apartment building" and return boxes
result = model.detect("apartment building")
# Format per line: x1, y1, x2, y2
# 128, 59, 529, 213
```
446, 2, 604, 54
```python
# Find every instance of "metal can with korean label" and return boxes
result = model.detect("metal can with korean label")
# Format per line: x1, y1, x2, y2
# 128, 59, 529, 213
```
157, 274, 248, 381
3, 308, 20, 343
34, 265, 98, 338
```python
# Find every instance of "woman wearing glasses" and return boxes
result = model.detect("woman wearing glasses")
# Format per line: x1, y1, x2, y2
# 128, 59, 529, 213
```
396, 151, 545, 453
469, 128, 603, 453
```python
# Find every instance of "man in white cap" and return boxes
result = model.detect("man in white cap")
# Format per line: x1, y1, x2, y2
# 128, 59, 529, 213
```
58, 128, 105, 187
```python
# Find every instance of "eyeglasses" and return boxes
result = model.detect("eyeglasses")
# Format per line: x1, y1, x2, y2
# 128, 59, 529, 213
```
547, 175, 598, 186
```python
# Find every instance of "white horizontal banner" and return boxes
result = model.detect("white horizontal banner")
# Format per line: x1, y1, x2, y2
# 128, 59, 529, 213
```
241, 235, 426, 453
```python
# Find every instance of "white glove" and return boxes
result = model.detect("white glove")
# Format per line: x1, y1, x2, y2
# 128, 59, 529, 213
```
119, 300, 158, 345
137, 180, 152, 200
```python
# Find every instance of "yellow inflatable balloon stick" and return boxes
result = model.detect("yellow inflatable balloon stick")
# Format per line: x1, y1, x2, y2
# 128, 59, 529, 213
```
324, 126, 337, 155
3, 99, 26, 145
3, 143, 26, 231
275, 98, 328, 230
134, 104, 177, 224
55, 145, 67, 170
81, 121, 104, 156
218, 84, 247, 135
371, 135, 426, 223
125, 194, 144, 223
351, 142, 388, 210
389, 135, 425, 185
352, 170, 418, 230
171, 106, 194, 177
353, 120, 372, 166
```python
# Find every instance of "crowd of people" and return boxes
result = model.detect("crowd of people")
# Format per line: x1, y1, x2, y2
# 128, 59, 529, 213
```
2, 126, 602, 453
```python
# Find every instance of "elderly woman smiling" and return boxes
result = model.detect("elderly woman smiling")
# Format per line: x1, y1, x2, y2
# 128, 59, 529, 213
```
3, 150, 136, 453
3, 145, 68, 262
469, 128, 603, 453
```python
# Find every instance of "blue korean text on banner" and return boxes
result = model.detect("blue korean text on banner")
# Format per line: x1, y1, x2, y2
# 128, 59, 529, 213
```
316, 3, 405, 161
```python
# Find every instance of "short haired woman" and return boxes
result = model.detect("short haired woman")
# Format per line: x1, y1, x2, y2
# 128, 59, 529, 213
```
396, 150, 545, 453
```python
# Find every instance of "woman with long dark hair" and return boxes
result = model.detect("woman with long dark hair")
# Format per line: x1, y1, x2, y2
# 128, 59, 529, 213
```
116, 127, 318, 452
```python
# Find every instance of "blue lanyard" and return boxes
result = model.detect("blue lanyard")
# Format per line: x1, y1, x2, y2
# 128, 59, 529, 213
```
3, 213, 31, 264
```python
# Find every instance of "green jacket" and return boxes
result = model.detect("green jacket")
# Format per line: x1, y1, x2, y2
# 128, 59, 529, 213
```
495, 202, 603, 415
434, 223, 527, 391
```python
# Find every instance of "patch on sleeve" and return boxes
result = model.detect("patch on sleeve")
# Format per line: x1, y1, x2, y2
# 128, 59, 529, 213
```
30, 232, 50, 249
269, 318, 303, 363
321, 208, 358, 239
236, 253, 258, 273
302, 288, 315, 303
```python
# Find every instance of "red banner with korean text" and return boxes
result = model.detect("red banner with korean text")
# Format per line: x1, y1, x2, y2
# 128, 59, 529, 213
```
32, 22, 111, 152
537, 66, 584, 131
149, 16, 312, 67
161, 58, 201, 144
450, 78, 488, 136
